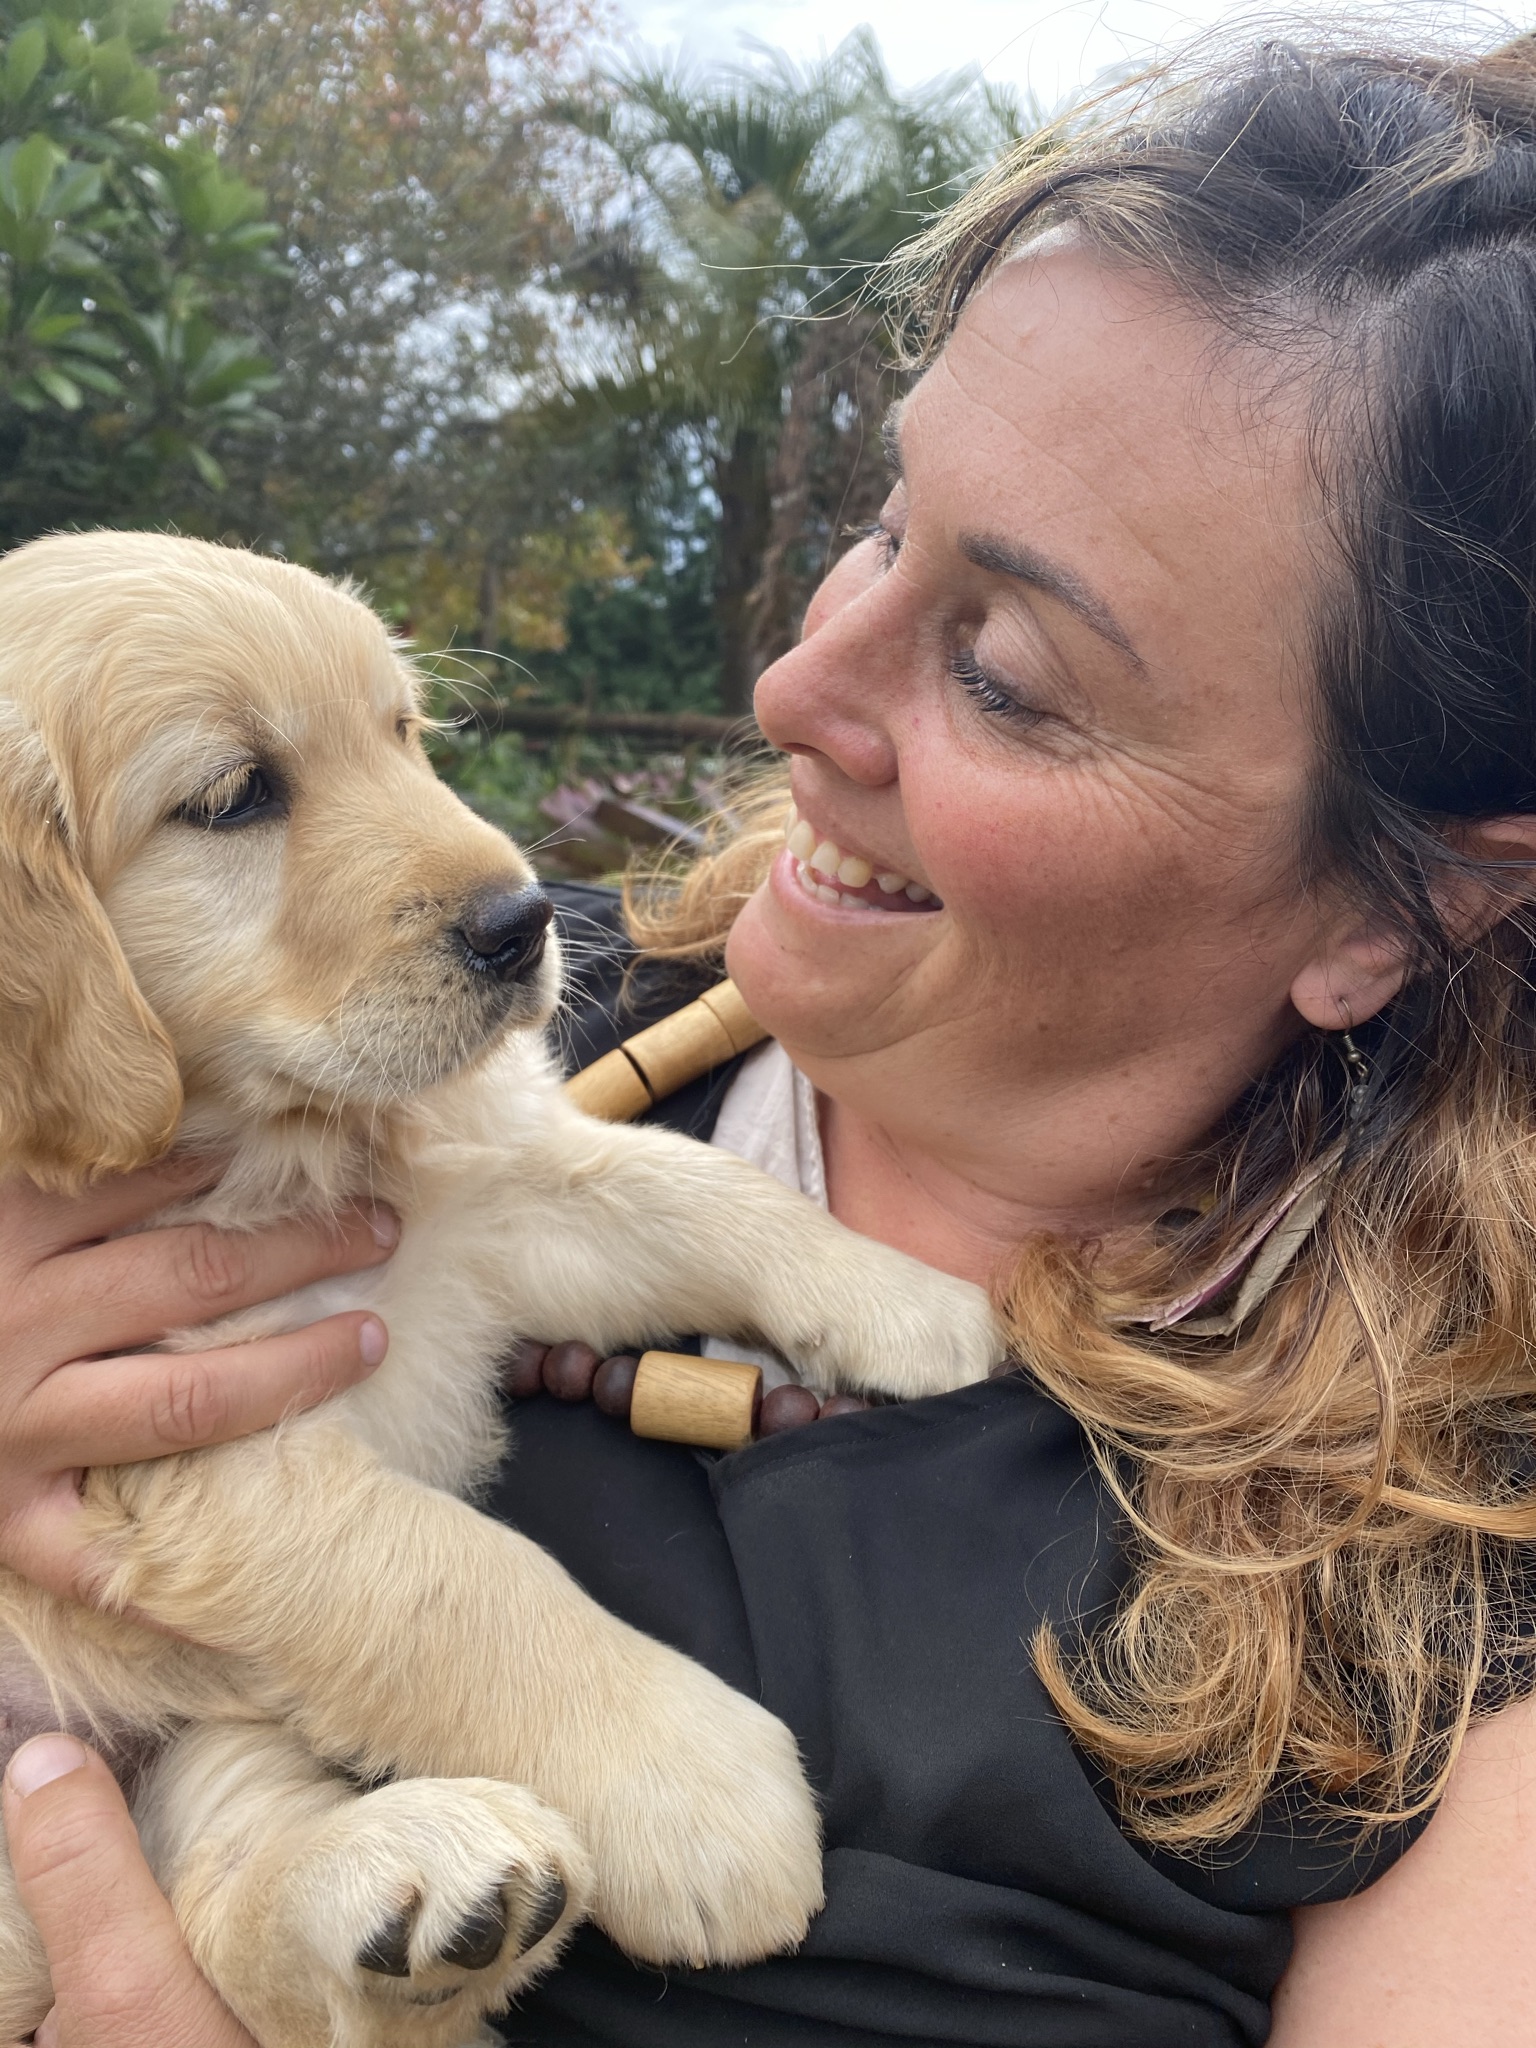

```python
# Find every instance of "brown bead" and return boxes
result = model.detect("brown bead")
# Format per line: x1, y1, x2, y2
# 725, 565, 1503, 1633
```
818, 1393, 870, 1420
758, 1384, 821, 1436
542, 1341, 602, 1402
592, 1353, 640, 1418
503, 1340, 549, 1399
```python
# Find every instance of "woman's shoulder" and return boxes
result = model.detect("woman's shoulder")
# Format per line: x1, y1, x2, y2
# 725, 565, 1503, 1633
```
1268, 1690, 1536, 2046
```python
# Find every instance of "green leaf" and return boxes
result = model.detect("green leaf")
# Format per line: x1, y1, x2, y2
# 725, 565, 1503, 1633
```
59, 327, 122, 361
48, 161, 105, 219
25, 311, 83, 343
0, 134, 64, 221
33, 365, 82, 410
188, 444, 226, 490
3, 22, 48, 105
184, 333, 269, 406
59, 357, 123, 396
42, 234, 99, 273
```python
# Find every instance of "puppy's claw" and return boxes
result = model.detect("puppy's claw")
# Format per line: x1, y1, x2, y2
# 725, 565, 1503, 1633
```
517, 1875, 568, 1957
357, 1898, 417, 1977
440, 1891, 509, 1972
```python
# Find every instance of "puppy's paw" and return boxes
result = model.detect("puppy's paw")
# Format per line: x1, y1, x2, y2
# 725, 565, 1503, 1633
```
241, 1777, 589, 2048
563, 1645, 822, 1970
782, 1252, 1009, 1401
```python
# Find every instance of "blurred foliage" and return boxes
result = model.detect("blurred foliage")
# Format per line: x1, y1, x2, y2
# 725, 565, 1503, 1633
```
559, 31, 1034, 710
0, 0, 280, 541
166, 0, 594, 578
1, 5, 1045, 834
423, 717, 731, 875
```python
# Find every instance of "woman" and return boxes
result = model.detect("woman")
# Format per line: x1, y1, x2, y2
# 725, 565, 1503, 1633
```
6, 35, 1536, 2046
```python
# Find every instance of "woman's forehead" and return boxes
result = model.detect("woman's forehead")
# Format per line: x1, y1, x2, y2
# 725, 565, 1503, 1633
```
909, 246, 1307, 511
898, 243, 1321, 693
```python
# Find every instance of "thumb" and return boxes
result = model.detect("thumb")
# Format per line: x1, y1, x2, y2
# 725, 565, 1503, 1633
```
2, 1734, 254, 2048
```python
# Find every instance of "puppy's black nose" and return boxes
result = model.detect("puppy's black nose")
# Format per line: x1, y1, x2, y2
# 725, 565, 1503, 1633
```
455, 885, 553, 982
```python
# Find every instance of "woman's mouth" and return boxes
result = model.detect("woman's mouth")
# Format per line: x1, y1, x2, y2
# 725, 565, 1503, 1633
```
783, 810, 942, 913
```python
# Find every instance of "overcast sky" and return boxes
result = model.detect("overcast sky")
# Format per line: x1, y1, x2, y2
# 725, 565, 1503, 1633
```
615, 0, 1515, 114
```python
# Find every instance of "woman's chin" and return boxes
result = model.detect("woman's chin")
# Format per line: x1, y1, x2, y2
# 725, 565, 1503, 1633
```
725, 849, 941, 1052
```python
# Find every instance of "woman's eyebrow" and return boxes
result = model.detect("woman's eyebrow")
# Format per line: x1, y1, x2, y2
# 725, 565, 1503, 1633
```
881, 404, 905, 477
959, 532, 1146, 674
882, 402, 1144, 673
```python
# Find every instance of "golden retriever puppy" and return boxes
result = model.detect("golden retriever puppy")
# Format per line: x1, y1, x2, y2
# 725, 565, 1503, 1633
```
0, 531, 1004, 2048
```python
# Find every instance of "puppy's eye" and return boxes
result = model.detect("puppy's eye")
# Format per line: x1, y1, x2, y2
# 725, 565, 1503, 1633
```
395, 717, 412, 743
175, 765, 283, 830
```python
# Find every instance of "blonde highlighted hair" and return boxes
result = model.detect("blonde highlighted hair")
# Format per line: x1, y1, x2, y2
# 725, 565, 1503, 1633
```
630, 39, 1536, 1852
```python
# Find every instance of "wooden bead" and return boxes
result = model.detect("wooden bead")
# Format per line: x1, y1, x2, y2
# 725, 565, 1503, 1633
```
818, 1393, 870, 1419
564, 980, 768, 1123
563, 1047, 653, 1122
629, 1351, 762, 1451
542, 1341, 601, 1402
503, 1340, 549, 1399
759, 1384, 821, 1436
592, 1353, 640, 1417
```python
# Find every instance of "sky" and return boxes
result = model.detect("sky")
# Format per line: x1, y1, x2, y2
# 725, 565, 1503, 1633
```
615, 0, 1515, 115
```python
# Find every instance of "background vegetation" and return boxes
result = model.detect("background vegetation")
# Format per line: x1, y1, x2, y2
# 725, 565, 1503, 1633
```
0, 0, 1035, 863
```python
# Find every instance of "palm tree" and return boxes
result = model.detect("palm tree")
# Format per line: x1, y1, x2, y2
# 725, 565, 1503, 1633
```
554, 33, 1035, 713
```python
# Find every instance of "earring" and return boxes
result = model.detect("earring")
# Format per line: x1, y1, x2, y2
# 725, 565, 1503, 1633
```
1336, 1022, 1371, 1127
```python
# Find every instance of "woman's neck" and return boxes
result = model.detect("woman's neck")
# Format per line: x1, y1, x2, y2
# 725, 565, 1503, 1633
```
812, 1053, 1237, 1291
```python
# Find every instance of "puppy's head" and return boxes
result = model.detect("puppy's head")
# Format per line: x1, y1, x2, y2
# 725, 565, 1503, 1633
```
0, 531, 557, 1186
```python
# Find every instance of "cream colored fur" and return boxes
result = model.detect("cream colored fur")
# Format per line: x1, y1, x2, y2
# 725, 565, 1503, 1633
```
0, 531, 1005, 2048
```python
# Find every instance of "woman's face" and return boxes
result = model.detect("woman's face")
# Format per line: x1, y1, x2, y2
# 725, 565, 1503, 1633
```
726, 242, 1334, 1202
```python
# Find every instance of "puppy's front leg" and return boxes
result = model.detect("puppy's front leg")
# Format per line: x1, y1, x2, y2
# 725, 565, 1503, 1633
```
506, 1105, 1008, 1396
138, 1721, 586, 2048
84, 1429, 823, 1974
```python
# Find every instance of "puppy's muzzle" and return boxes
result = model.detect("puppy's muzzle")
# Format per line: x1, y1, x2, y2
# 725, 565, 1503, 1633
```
454, 885, 553, 984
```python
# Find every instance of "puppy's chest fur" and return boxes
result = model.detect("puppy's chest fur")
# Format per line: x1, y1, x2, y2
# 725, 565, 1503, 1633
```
0, 1036, 585, 1763
161, 1030, 574, 1495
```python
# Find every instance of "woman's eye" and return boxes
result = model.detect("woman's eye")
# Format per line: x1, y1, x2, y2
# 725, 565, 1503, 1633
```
176, 766, 283, 830
859, 520, 902, 567
949, 649, 1046, 727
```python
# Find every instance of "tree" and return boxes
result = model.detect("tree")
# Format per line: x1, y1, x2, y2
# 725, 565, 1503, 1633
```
558, 33, 1032, 711
0, 0, 280, 544
166, 0, 600, 591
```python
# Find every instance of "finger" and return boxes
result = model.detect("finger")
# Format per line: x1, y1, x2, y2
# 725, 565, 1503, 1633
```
0, 1154, 224, 1264
39, 1203, 399, 1359
24, 1312, 390, 1476
3, 1736, 256, 2048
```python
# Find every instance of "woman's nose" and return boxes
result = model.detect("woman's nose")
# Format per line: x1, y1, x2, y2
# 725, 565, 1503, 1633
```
753, 554, 903, 788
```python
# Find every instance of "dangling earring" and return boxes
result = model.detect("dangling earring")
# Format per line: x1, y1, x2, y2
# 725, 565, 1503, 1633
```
1131, 1014, 1369, 1338
1336, 1004, 1372, 1128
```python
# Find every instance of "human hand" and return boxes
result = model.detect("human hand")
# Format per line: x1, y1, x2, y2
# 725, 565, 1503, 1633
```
2, 1732, 255, 2048
0, 1158, 396, 1600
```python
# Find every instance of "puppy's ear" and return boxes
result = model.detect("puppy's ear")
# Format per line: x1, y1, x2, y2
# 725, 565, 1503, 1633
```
0, 716, 182, 1188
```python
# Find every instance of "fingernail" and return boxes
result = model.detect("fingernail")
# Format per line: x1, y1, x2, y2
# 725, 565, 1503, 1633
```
361, 1203, 400, 1250
8, 1733, 88, 1797
358, 1316, 389, 1369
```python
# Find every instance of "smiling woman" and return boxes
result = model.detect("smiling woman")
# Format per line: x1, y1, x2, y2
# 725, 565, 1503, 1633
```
530, 34, 1536, 2046
10, 30, 1536, 2048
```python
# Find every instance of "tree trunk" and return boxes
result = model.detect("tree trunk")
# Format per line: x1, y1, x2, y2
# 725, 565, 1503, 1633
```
745, 315, 842, 677
713, 425, 771, 719
476, 545, 503, 661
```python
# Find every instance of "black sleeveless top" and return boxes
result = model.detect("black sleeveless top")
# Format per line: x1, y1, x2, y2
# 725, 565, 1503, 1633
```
489, 886, 1428, 2048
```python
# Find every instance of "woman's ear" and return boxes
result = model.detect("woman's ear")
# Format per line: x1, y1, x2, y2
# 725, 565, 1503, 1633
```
0, 716, 182, 1189
1289, 928, 1409, 1032
1290, 814, 1536, 1032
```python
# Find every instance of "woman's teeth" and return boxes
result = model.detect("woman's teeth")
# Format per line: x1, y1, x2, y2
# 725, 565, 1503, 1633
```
784, 812, 939, 912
